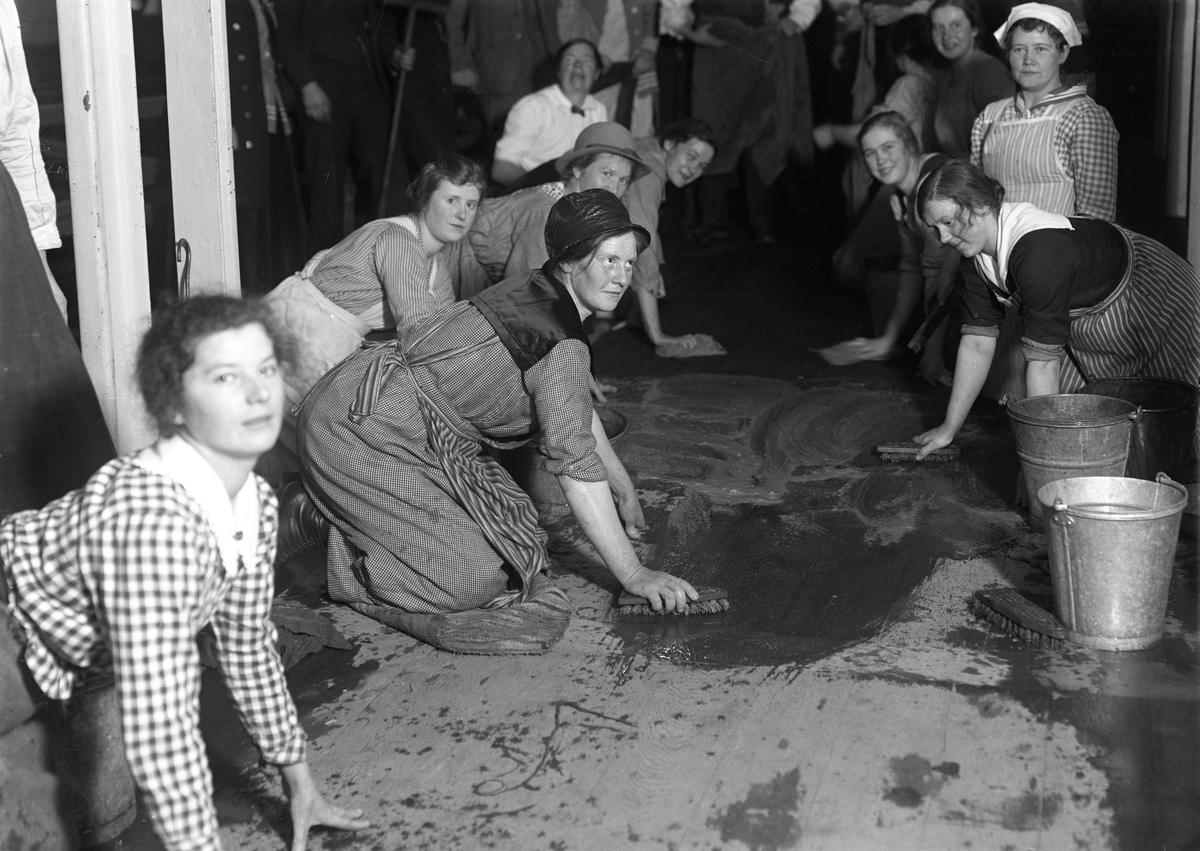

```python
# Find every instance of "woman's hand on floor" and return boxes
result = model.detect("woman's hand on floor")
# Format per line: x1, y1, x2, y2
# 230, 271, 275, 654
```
281, 761, 370, 851
623, 568, 698, 612
913, 422, 957, 460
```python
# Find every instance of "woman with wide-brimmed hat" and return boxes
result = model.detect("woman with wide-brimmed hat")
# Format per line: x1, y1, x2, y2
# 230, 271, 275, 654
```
468, 121, 650, 285
295, 189, 700, 654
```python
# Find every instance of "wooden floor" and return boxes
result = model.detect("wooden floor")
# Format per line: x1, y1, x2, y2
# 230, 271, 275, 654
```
101, 227, 1200, 851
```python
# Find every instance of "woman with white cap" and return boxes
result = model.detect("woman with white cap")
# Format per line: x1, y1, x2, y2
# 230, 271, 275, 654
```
296, 189, 700, 653
971, 2, 1117, 221
968, 2, 1117, 401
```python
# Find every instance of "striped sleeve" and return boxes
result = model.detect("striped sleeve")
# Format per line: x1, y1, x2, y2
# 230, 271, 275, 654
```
374, 226, 453, 334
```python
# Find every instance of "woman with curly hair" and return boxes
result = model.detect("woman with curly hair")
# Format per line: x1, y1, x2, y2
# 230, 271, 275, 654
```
0, 296, 368, 850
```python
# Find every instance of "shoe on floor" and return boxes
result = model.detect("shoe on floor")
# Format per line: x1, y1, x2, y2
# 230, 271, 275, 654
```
276, 481, 331, 565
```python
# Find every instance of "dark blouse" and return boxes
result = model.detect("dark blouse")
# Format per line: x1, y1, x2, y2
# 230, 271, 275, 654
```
962, 218, 1126, 347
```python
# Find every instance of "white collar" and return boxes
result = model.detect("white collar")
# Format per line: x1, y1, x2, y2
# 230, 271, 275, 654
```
550, 84, 592, 111
132, 435, 260, 575
979, 202, 1073, 290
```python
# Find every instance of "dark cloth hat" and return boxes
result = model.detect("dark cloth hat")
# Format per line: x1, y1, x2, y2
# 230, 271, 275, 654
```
544, 189, 651, 269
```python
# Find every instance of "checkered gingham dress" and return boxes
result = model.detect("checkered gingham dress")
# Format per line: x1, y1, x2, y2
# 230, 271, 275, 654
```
297, 300, 606, 615
0, 460, 304, 851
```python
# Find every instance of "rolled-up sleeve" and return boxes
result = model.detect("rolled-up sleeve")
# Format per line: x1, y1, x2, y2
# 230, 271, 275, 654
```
959, 264, 1004, 334
525, 340, 606, 482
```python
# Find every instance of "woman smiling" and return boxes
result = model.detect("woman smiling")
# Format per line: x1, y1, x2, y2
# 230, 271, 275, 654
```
911, 160, 1200, 462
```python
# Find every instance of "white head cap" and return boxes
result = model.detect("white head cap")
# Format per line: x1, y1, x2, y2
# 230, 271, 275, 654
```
994, 3, 1083, 48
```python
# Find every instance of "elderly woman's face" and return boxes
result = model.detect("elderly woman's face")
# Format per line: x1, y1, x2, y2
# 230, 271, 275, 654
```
1008, 26, 1067, 94
558, 43, 599, 99
572, 153, 635, 198
175, 323, 284, 466
860, 126, 917, 187
568, 232, 639, 315
931, 6, 977, 62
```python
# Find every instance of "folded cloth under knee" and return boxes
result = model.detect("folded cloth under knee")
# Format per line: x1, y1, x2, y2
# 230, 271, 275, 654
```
350, 574, 571, 654
655, 334, 727, 358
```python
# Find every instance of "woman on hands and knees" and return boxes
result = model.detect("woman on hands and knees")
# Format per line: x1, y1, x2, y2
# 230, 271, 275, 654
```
297, 190, 698, 654
0, 297, 368, 851
912, 160, 1200, 461
819, 111, 960, 385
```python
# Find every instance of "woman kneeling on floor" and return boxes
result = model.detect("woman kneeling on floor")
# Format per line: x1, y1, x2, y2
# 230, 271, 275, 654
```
0, 297, 367, 850
296, 190, 699, 654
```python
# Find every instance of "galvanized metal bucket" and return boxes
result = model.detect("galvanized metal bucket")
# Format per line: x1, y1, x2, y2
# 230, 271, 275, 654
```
1038, 474, 1188, 651
1007, 394, 1140, 526
1080, 377, 1199, 482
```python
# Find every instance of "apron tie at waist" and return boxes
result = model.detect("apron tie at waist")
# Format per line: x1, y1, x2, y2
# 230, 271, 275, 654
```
347, 343, 547, 605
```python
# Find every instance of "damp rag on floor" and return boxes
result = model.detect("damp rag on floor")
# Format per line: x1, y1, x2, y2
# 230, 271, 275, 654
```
656, 334, 727, 358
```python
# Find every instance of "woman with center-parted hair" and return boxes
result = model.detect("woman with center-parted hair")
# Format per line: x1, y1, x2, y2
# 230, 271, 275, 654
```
295, 190, 700, 654
264, 152, 488, 410
911, 159, 1200, 463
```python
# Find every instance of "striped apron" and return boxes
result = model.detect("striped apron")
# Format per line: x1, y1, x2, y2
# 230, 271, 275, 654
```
975, 92, 1089, 402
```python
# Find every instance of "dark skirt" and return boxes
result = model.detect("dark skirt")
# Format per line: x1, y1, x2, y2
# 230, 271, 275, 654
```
0, 162, 115, 516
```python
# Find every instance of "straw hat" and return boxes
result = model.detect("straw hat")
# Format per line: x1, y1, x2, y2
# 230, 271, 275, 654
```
554, 122, 650, 180
544, 188, 651, 268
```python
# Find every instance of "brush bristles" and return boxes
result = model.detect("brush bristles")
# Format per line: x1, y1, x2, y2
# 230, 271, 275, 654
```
968, 598, 1065, 649
617, 598, 732, 617
879, 452, 955, 463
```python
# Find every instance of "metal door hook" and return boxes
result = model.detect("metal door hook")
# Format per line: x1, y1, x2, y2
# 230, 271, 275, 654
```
175, 238, 191, 299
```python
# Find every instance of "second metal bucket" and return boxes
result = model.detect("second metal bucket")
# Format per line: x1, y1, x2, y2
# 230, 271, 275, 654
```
1080, 377, 1199, 483
1038, 474, 1187, 650
1007, 394, 1139, 526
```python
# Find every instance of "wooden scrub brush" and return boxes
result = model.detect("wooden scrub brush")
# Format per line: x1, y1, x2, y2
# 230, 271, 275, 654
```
876, 442, 960, 463
968, 588, 1066, 649
616, 586, 731, 616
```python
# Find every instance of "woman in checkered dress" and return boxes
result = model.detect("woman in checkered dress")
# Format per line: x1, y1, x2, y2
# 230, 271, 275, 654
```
970, 3, 1118, 402
296, 190, 700, 650
911, 160, 1200, 464
0, 297, 367, 851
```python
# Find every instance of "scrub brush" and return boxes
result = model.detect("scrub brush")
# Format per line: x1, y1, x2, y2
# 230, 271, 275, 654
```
616, 586, 730, 616
876, 442, 960, 462
968, 588, 1067, 649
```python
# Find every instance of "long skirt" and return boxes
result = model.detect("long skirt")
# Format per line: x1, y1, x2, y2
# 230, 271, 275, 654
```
0, 162, 114, 516
296, 342, 547, 614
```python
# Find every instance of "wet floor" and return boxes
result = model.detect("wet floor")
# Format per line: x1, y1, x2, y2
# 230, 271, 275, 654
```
104, 234, 1198, 851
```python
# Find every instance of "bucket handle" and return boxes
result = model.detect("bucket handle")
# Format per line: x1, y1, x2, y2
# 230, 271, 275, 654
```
1155, 472, 1188, 503
1128, 405, 1143, 423
1050, 497, 1077, 627
1050, 498, 1074, 526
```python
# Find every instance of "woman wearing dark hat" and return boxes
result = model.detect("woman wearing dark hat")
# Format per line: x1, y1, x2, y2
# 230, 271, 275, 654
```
295, 189, 699, 654
468, 122, 650, 285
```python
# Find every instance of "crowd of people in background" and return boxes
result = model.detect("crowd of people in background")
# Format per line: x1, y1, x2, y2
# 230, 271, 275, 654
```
3, 1, 1200, 850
